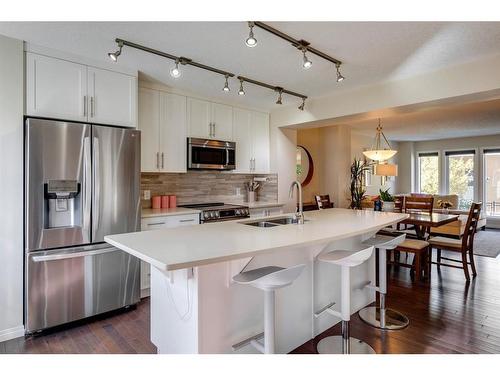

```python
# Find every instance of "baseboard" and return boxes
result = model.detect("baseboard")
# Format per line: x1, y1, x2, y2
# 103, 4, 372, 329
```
0, 325, 24, 343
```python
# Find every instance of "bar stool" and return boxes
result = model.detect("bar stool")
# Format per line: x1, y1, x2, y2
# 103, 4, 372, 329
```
358, 234, 409, 330
232, 264, 306, 354
315, 246, 375, 354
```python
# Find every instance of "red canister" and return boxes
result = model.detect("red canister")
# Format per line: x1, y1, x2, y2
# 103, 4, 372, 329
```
169, 195, 177, 208
161, 195, 170, 208
151, 196, 161, 209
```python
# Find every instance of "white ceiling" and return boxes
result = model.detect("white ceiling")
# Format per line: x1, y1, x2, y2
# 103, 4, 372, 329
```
1, 22, 500, 111
349, 99, 500, 141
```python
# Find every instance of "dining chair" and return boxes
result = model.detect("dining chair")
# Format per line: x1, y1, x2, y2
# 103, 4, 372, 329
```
390, 238, 431, 283
428, 202, 482, 281
315, 195, 333, 210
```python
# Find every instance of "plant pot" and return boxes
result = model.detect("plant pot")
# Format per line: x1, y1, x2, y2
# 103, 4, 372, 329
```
382, 201, 395, 212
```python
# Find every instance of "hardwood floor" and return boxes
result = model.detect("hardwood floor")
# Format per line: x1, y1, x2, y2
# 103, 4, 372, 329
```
2, 250, 500, 354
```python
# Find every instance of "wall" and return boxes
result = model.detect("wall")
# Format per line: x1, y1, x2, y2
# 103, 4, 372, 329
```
141, 172, 278, 208
0, 35, 24, 341
296, 128, 322, 203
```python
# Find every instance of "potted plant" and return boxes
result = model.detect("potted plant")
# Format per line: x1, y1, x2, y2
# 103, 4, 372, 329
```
379, 188, 395, 212
349, 158, 371, 210
437, 199, 453, 214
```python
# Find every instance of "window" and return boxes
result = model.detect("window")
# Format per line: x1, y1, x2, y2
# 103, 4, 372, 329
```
445, 150, 475, 210
418, 152, 439, 194
484, 149, 500, 217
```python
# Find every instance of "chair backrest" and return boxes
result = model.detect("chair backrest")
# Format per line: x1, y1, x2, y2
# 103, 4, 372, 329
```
315, 195, 332, 210
404, 196, 434, 215
462, 202, 482, 250
393, 195, 405, 213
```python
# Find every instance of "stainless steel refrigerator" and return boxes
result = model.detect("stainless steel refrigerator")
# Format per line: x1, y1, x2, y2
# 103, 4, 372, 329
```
25, 118, 141, 333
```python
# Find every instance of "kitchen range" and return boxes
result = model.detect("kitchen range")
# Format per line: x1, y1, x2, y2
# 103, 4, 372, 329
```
179, 202, 250, 223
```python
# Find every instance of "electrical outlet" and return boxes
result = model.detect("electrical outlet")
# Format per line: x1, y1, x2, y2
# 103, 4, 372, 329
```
143, 190, 151, 200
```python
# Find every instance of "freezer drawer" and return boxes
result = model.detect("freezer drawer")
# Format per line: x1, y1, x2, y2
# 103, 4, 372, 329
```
25, 244, 140, 333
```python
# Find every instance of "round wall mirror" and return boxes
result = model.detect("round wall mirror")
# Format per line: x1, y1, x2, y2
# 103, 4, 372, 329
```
296, 145, 314, 187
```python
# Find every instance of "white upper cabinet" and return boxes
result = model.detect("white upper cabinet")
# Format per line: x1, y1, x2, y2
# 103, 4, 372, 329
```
26, 52, 87, 122
211, 103, 233, 141
138, 87, 187, 173
26, 52, 137, 127
87, 67, 137, 127
251, 111, 270, 173
233, 108, 253, 173
159, 92, 187, 173
138, 87, 160, 172
232, 108, 270, 173
187, 98, 212, 139
187, 98, 233, 141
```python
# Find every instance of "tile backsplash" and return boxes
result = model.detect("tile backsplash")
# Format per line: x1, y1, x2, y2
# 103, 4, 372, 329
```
141, 171, 278, 208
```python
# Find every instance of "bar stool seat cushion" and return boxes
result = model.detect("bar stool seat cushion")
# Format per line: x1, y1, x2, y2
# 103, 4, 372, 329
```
317, 247, 374, 267
233, 264, 305, 291
428, 236, 462, 249
398, 239, 429, 250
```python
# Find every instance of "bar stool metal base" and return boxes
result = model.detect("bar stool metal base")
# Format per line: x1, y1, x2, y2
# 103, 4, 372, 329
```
316, 336, 376, 354
358, 306, 409, 330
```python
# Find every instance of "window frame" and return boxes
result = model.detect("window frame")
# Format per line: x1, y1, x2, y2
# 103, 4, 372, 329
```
443, 148, 478, 209
481, 147, 500, 220
416, 150, 441, 195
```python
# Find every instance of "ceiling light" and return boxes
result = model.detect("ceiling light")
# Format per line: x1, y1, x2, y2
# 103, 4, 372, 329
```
362, 119, 397, 162
298, 98, 305, 111
238, 79, 245, 96
302, 48, 312, 70
170, 59, 182, 78
223, 75, 230, 92
245, 22, 257, 47
276, 89, 283, 105
108, 41, 123, 62
335, 63, 345, 82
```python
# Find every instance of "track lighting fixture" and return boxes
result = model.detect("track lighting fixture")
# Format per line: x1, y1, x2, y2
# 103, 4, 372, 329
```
302, 48, 312, 69
238, 79, 245, 96
276, 89, 283, 105
245, 22, 258, 47
108, 41, 123, 62
335, 63, 345, 82
298, 98, 305, 111
223, 75, 230, 92
170, 59, 182, 78
110, 38, 307, 110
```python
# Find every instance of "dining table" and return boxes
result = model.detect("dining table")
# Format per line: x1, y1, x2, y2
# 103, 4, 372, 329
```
400, 212, 459, 240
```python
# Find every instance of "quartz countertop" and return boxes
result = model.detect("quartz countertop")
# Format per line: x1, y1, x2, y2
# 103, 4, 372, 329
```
106, 208, 407, 271
141, 207, 201, 218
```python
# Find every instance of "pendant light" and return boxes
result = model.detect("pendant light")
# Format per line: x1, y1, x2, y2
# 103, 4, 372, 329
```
302, 48, 312, 69
170, 59, 182, 78
108, 41, 123, 62
335, 63, 345, 82
245, 22, 258, 47
222, 75, 230, 92
362, 119, 397, 162
238, 78, 245, 96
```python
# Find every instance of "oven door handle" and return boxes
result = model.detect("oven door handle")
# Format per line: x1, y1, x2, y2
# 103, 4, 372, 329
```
31, 247, 118, 262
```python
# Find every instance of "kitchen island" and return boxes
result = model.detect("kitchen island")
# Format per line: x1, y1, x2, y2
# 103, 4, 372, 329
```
105, 208, 407, 354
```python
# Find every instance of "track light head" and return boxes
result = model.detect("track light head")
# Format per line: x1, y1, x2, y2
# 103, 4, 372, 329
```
108, 41, 123, 62
170, 59, 182, 78
298, 98, 305, 111
335, 63, 345, 82
238, 79, 245, 96
245, 22, 258, 48
276, 88, 283, 105
223, 75, 230, 92
302, 49, 312, 69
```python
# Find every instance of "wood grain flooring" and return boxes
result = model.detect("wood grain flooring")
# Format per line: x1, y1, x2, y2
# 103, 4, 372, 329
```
2, 250, 500, 354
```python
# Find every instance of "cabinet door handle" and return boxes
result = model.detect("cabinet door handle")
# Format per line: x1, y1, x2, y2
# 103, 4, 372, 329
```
250, 159, 253, 171
156, 152, 160, 169
90, 96, 95, 117
83, 96, 87, 117
147, 222, 166, 226
161, 152, 164, 169
179, 218, 195, 223
213, 123, 216, 137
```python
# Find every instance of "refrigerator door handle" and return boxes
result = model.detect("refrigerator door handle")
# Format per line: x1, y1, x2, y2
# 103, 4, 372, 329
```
83, 136, 92, 241
31, 247, 118, 262
92, 136, 100, 241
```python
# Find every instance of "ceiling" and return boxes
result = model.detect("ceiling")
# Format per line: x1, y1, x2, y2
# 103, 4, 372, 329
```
349, 98, 500, 141
1, 22, 500, 111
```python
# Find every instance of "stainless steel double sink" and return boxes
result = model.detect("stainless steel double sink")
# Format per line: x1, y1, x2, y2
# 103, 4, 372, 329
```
242, 216, 306, 228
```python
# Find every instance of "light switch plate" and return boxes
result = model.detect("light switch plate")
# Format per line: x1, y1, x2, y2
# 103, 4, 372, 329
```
143, 190, 151, 200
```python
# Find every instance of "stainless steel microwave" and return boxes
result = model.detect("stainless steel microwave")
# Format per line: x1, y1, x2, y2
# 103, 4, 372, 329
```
187, 138, 236, 170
